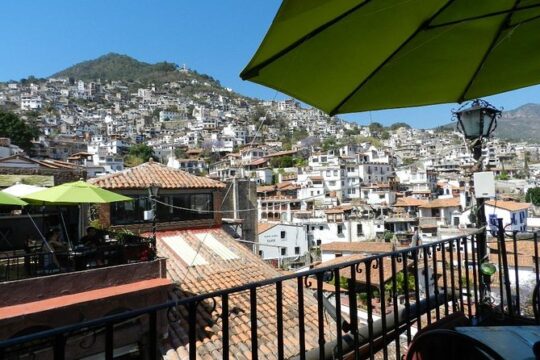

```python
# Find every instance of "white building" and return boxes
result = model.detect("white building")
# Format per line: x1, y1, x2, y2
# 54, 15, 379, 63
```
257, 223, 308, 264
485, 200, 531, 233
20, 95, 42, 110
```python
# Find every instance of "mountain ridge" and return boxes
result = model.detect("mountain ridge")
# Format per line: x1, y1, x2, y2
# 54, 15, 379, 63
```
52, 53, 222, 87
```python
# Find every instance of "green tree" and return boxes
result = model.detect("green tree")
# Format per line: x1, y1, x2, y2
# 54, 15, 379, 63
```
389, 122, 411, 130
383, 230, 394, 242
321, 137, 339, 152
526, 187, 540, 206
384, 272, 416, 296
496, 171, 509, 181
380, 130, 390, 140
0, 111, 39, 151
369, 122, 384, 132
270, 155, 294, 168
127, 144, 156, 163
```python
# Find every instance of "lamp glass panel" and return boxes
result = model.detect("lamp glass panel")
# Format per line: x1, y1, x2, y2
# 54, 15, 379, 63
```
460, 109, 481, 138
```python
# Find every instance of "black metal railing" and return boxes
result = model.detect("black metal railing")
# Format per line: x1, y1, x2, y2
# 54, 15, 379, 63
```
0, 225, 539, 359
0, 232, 154, 282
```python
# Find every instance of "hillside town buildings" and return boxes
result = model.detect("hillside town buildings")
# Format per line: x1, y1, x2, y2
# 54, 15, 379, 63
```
0, 70, 539, 273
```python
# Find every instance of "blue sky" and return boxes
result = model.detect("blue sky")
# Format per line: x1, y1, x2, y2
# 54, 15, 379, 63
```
1, 0, 540, 128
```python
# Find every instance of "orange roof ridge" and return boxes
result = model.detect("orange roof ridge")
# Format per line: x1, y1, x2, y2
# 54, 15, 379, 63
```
89, 161, 224, 190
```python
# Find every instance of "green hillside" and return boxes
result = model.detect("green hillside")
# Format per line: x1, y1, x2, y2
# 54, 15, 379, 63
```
51, 53, 220, 86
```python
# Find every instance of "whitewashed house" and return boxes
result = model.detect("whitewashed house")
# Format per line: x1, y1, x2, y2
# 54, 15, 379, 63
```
485, 200, 531, 232
257, 223, 308, 265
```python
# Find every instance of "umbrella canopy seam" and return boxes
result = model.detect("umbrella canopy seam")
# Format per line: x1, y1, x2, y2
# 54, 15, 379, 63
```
458, 0, 522, 103
328, 0, 455, 116
240, 0, 373, 80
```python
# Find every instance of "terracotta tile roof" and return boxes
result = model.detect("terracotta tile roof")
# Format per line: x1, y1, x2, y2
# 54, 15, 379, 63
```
264, 150, 297, 158
324, 205, 353, 214
394, 197, 428, 207
156, 227, 337, 360
488, 239, 537, 256
321, 241, 403, 254
489, 253, 535, 268
0, 154, 80, 170
257, 185, 275, 193
88, 161, 225, 190
257, 222, 277, 235
248, 158, 268, 166
276, 181, 300, 191
419, 197, 460, 209
485, 200, 531, 212
315, 254, 413, 287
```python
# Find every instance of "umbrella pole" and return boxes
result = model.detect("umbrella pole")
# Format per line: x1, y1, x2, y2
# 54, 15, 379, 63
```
27, 212, 53, 253
59, 208, 73, 251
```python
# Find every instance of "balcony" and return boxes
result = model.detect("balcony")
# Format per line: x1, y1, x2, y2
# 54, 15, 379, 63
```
0, 231, 154, 282
1, 227, 539, 359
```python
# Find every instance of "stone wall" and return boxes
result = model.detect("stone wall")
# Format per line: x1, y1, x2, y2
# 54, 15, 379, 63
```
0, 166, 86, 185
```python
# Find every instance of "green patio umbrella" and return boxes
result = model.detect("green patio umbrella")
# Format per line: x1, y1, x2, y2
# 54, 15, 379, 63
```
0, 191, 28, 206
22, 180, 132, 205
241, 0, 540, 115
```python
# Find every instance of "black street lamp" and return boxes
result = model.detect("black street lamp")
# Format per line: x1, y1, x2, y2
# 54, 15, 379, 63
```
148, 183, 160, 250
454, 99, 502, 309
454, 99, 501, 159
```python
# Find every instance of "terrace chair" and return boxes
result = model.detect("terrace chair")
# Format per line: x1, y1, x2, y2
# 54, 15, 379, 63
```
412, 311, 469, 340
405, 329, 504, 360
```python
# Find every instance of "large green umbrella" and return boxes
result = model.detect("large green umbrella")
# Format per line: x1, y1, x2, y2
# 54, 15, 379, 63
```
0, 191, 28, 206
241, 0, 540, 115
22, 180, 132, 204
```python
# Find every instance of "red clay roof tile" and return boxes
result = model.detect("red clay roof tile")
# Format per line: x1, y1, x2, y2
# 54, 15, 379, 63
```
89, 161, 224, 190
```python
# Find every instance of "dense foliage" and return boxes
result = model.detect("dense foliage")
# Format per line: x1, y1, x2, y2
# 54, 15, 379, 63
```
526, 187, 540, 206
125, 144, 156, 167
0, 111, 39, 151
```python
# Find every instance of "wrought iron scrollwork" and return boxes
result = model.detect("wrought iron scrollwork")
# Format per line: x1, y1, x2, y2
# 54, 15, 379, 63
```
303, 275, 314, 288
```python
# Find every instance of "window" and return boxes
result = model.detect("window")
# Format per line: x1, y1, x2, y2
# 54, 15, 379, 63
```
316, 240, 322, 246
326, 170, 331, 176
295, 246, 300, 255
333, 170, 338, 176
357, 223, 363, 235
258, 250, 264, 257
337, 225, 343, 235
281, 247, 287, 256
280, 231, 286, 239
312, 226, 315, 230
111, 193, 214, 225
319, 226, 323, 230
